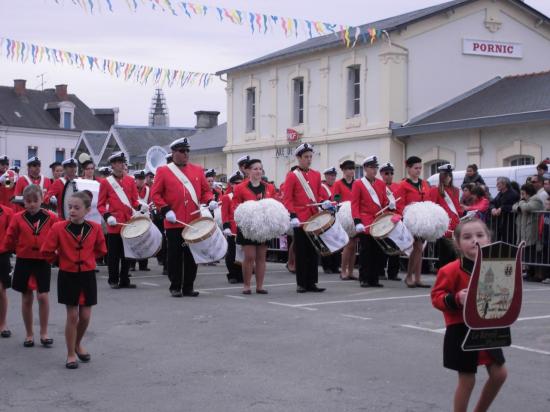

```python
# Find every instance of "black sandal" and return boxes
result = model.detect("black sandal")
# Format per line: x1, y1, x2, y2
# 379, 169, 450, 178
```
23, 339, 34, 347
0, 330, 11, 338
40, 337, 54, 347
65, 361, 79, 369
256, 289, 268, 294
242, 290, 251, 295
76, 351, 91, 362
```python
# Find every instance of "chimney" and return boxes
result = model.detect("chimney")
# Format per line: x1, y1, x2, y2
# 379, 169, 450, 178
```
55, 84, 68, 100
194, 111, 220, 130
14, 79, 26, 96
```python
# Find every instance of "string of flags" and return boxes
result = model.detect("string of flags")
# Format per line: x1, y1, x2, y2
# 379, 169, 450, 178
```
0, 37, 215, 88
49, 0, 385, 48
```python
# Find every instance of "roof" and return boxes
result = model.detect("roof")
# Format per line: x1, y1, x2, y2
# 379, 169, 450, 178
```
0, 86, 110, 131
186, 123, 227, 154
217, 0, 549, 75
392, 71, 550, 136
82, 131, 109, 156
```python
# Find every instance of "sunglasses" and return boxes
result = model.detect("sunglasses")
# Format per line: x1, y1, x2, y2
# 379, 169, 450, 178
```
382, 171, 394, 175
175, 148, 190, 154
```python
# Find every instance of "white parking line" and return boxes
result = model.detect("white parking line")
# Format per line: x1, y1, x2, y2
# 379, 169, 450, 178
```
198, 280, 343, 292
509, 345, 550, 356
341, 314, 372, 321
224, 295, 247, 300
291, 293, 430, 307
140, 282, 159, 287
401, 324, 445, 334
516, 315, 550, 322
268, 302, 318, 311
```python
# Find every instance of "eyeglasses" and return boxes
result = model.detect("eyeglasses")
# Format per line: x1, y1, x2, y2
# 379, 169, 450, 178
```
175, 148, 190, 154
85, 167, 95, 171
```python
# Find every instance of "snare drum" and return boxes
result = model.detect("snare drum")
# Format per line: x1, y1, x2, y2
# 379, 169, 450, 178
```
182, 217, 228, 264
370, 213, 414, 256
121, 215, 163, 259
74, 179, 101, 224
303, 211, 349, 256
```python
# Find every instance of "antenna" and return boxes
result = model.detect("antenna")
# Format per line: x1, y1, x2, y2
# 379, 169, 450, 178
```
36, 73, 46, 91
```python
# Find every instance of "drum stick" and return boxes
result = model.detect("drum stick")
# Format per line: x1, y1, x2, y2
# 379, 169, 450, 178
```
306, 201, 337, 207
375, 197, 401, 216
175, 219, 195, 229
116, 223, 132, 227
190, 201, 223, 215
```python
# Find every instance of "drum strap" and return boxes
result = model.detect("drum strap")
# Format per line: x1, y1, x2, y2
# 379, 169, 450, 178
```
361, 177, 381, 208
321, 183, 332, 199
107, 176, 132, 210
385, 186, 396, 205
443, 189, 459, 217
293, 169, 317, 205
139, 186, 150, 204
228, 193, 234, 201
60, 177, 67, 186
24, 175, 45, 190
167, 163, 199, 207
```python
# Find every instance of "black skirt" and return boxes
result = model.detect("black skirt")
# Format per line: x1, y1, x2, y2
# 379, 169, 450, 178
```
0, 252, 12, 289
12, 258, 51, 294
57, 270, 97, 306
443, 323, 505, 373
236, 228, 269, 246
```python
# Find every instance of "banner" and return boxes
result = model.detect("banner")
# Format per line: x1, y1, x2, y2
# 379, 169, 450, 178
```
0, 37, 215, 88
47, 0, 384, 48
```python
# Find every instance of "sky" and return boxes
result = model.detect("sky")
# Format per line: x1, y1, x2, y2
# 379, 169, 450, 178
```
1, 0, 548, 128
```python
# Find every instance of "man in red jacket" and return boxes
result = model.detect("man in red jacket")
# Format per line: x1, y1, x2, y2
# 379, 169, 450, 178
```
98, 152, 143, 289
379, 162, 401, 281
13, 157, 52, 212
151, 137, 215, 298
352, 156, 392, 287
44, 158, 79, 219
283, 143, 330, 293
0, 155, 15, 210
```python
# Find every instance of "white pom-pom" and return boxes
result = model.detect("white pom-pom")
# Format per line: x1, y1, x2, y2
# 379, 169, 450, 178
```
403, 201, 449, 241
336, 201, 356, 238
234, 199, 290, 242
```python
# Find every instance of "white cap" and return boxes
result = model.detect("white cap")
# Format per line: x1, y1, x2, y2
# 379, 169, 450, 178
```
169, 137, 190, 150
438, 163, 454, 173
108, 151, 126, 163
323, 166, 337, 175
62, 158, 77, 167
27, 156, 41, 165
362, 155, 379, 167
237, 155, 250, 166
294, 143, 314, 156
379, 162, 394, 172
204, 168, 216, 178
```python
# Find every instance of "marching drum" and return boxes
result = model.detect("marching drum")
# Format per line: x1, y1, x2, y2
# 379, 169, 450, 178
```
303, 211, 349, 256
121, 215, 163, 260
182, 217, 228, 264
74, 178, 102, 224
370, 213, 414, 256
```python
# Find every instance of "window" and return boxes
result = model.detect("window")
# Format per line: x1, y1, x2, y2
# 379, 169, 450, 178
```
355, 165, 364, 179
347, 66, 361, 117
13, 160, 21, 168
293, 78, 304, 125
63, 112, 72, 129
428, 160, 448, 178
507, 156, 535, 166
27, 146, 37, 159
55, 149, 65, 163
246, 87, 256, 132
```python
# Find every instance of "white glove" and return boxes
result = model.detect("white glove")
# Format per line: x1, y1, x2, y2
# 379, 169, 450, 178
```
388, 199, 396, 210
223, 228, 232, 236
165, 210, 177, 223
107, 216, 117, 226
321, 200, 332, 210
0, 174, 6, 184
355, 223, 365, 233
49, 195, 57, 206
290, 218, 301, 228
139, 203, 149, 214
208, 200, 218, 211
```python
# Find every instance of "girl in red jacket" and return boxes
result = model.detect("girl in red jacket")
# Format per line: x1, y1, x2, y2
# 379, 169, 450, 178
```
41, 191, 107, 369
431, 218, 507, 412
0, 204, 14, 338
2, 184, 58, 348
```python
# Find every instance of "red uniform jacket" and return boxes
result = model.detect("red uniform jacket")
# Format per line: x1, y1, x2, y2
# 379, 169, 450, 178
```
233, 181, 275, 205
396, 178, 431, 215
429, 186, 463, 237
41, 220, 107, 272
212, 186, 223, 202
332, 179, 354, 202
0, 205, 14, 240
320, 181, 333, 201
386, 182, 400, 198
13, 175, 52, 212
283, 168, 328, 222
431, 258, 472, 327
150, 163, 213, 229
0, 170, 16, 210
138, 185, 151, 204
98, 175, 140, 234
1, 209, 58, 258
221, 193, 237, 234
351, 178, 389, 234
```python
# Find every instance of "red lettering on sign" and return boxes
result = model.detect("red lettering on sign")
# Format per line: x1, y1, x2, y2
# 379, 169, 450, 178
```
473, 42, 480, 51
507, 45, 514, 54
488, 44, 495, 52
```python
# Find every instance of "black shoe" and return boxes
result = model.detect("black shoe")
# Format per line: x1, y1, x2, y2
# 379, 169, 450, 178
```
323, 268, 333, 274
118, 283, 136, 289
307, 285, 326, 292
228, 278, 239, 284
0, 330, 11, 338
65, 361, 79, 369
170, 290, 183, 297
109, 282, 120, 289
23, 339, 34, 348
296, 286, 307, 293
182, 290, 199, 297
369, 283, 384, 288
360, 281, 369, 288
139, 268, 151, 272
76, 351, 91, 362
256, 289, 268, 294
388, 277, 402, 281
40, 337, 54, 346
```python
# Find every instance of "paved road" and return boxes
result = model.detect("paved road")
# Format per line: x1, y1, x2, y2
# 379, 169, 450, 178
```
1, 261, 549, 412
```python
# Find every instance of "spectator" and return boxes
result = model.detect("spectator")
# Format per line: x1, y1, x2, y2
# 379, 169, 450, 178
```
490, 177, 520, 244
462, 164, 485, 186
536, 161, 548, 178
531, 175, 549, 203
540, 197, 550, 284
463, 186, 489, 219
460, 183, 475, 208
544, 174, 550, 196
513, 183, 544, 281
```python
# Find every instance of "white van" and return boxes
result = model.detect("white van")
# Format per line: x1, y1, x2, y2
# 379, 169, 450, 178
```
428, 165, 537, 197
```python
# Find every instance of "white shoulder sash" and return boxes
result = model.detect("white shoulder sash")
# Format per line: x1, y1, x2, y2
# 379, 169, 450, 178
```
385, 185, 396, 204
361, 177, 381, 208
24, 175, 45, 190
293, 169, 317, 204
107, 176, 132, 209
321, 183, 332, 199
228, 193, 234, 201
167, 163, 199, 207
443, 189, 459, 217
139, 186, 150, 204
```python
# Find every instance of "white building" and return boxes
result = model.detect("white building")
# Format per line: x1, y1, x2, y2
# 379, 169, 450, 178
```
0, 79, 116, 174
217, 0, 550, 182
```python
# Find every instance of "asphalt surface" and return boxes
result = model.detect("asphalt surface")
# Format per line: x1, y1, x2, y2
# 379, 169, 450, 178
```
1, 260, 549, 412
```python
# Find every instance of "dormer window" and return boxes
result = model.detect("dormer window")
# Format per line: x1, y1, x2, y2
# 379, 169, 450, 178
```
58, 101, 76, 129
63, 112, 72, 129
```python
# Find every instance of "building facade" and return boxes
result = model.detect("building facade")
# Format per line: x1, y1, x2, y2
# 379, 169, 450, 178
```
217, 0, 550, 183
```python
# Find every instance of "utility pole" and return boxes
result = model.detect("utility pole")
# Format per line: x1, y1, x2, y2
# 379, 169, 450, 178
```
36, 73, 46, 91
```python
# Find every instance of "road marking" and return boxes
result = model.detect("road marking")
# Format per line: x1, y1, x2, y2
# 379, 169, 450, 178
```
291, 293, 429, 307
140, 282, 159, 287
198, 280, 343, 292
341, 314, 372, 321
516, 315, 550, 322
523, 288, 550, 292
268, 302, 318, 311
401, 324, 550, 356
224, 295, 247, 300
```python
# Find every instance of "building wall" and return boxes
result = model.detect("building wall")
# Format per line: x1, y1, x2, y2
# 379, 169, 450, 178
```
192, 152, 227, 178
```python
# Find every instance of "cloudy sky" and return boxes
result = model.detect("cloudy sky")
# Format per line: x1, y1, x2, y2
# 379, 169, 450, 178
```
1, 0, 548, 127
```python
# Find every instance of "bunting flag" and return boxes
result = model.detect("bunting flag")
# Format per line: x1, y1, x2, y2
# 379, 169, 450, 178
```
0, 37, 215, 88
45, 0, 384, 48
